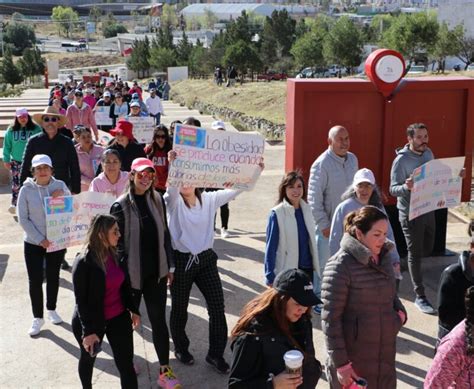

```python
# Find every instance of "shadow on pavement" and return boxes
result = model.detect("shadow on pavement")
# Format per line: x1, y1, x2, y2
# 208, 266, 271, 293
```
0, 254, 8, 282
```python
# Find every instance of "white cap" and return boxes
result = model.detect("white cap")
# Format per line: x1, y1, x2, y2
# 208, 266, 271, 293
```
16, 107, 28, 117
103, 91, 111, 97
353, 168, 375, 188
31, 154, 53, 169
211, 120, 226, 130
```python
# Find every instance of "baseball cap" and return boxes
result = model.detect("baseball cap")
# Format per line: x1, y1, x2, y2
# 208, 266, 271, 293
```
31, 154, 53, 169
211, 120, 226, 130
132, 93, 139, 99
273, 269, 322, 307
130, 101, 140, 108
353, 168, 376, 188
131, 158, 155, 172
103, 91, 111, 97
16, 107, 28, 117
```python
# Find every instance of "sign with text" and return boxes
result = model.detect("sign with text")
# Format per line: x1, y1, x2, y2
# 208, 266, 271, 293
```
168, 124, 264, 190
45, 192, 116, 252
95, 106, 112, 126
127, 116, 155, 144
409, 156, 465, 221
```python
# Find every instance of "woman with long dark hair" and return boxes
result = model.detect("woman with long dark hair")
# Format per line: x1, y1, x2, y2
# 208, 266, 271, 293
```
425, 285, 474, 387
3, 108, 42, 213
144, 125, 172, 194
89, 149, 129, 198
72, 214, 140, 389
322, 206, 406, 388
110, 157, 180, 388
229, 268, 322, 388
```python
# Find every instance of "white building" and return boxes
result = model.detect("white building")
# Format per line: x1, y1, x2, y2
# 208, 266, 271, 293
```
438, 0, 474, 38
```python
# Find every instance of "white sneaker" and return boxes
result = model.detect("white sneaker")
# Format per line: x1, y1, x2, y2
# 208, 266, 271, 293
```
8, 205, 16, 215
221, 228, 229, 239
47, 310, 63, 325
28, 318, 44, 336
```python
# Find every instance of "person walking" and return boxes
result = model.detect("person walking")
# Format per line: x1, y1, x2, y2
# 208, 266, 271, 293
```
164, 151, 263, 374
322, 206, 406, 389
229, 269, 322, 388
109, 93, 129, 128
17, 154, 70, 336
111, 158, 181, 388
72, 214, 140, 389
89, 149, 129, 198
425, 286, 474, 387
264, 171, 320, 288
145, 89, 164, 125
144, 125, 172, 195
75, 127, 104, 192
3, 108, 42, 214
65, 90, 98, 141
307, 125, 358, 312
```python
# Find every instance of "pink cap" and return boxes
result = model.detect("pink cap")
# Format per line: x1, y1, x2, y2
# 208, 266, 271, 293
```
131, 158, 155, 172
16, 107, 28, 117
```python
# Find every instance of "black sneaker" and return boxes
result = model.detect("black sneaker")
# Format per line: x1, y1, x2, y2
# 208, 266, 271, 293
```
61, 259, 70, 270
175, 350, 194, 365
205, 355, 230, 374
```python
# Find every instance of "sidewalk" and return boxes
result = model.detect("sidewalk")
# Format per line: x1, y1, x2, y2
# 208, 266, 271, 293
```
0, 92, 471, 388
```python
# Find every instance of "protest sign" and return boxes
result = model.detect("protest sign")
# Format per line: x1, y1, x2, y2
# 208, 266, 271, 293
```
127, 116, 155, 144
45, 192, 115, 252
409, 156, 465, 221
168, 124, 265, 190
95, 106, 112, 126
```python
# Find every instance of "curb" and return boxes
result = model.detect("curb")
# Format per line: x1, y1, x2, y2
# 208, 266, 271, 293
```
448, 208, 472, 224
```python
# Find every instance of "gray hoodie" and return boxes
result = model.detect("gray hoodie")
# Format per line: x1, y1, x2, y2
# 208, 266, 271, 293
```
17, 177, 70, 245
389, 144, 434, 217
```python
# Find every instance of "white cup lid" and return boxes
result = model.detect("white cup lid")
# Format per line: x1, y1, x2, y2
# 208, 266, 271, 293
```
283, 350, 304, 368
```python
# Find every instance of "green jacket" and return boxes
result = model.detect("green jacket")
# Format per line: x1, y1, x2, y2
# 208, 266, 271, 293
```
3, 124, 42, 163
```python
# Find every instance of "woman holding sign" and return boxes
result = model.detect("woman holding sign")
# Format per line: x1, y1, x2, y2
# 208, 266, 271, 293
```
17, 154, 70, 337
110, 158, 181, 388
164, 150, 264, 374
145, 125, 172, 195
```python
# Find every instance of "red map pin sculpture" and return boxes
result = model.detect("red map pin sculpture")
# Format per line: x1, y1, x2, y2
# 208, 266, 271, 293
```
365, 49, 405, 98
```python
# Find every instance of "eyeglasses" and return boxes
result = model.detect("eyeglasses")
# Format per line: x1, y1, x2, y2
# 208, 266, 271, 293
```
43, 116, 58, 123
155, 135, 167, 139
136, 171, 155, 180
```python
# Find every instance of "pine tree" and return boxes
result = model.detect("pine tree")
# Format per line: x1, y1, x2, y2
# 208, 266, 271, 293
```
0, 49, 23, 88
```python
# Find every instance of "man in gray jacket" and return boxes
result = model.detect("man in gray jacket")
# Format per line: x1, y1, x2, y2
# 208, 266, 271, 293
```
390, 123, 436, 314
307, 125, 358, 309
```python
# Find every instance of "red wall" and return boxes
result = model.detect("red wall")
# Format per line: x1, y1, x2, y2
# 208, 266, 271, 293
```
285, 77, 474, 204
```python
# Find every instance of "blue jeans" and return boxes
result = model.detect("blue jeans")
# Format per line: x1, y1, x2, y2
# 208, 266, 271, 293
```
313, 229, 330, 299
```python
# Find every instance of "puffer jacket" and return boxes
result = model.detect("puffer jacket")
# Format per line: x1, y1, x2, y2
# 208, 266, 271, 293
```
17, 177, 70, 246
229, 314, 321, 389
322, 233, 406, 389
424, 319, 474, 388
307, 148, 358, 231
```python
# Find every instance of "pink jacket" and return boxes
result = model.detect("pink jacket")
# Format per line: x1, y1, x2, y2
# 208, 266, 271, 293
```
75, 143, 104, 192
424, 320, 474, 388
66, 103, 98, 138
89, 171, 129, 198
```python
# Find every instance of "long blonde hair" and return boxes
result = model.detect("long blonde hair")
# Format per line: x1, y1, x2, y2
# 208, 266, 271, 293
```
84, 214, 118, 272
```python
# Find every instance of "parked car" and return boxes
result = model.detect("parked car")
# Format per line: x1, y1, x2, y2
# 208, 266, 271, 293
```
295, 67, 330, 79
467, 64, 474, 71
257, 71, 288, 81
407, 65, 426, 74
328, 64, 346, 77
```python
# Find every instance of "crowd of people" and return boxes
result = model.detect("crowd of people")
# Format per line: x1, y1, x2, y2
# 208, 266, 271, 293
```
3, 81, 473, 389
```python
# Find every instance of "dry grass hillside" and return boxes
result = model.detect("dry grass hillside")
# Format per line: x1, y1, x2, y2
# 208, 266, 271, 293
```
44, 53, 125, 69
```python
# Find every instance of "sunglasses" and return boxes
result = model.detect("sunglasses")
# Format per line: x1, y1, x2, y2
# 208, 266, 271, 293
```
155, 135, 167, 139
135, 171, 155, 180
43, 116, 58, 123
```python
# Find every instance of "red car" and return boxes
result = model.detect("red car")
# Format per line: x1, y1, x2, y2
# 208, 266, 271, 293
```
257, 71, 288, 81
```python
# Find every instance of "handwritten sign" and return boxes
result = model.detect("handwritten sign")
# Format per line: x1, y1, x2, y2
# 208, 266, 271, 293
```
168, 124, 264, 190
409, 156, 465, 221
45, 192, 116, 252
95, 106, 112, 126
127, 116, 155, 144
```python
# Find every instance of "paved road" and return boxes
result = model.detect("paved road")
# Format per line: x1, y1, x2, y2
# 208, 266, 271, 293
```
0, 90, 471, 388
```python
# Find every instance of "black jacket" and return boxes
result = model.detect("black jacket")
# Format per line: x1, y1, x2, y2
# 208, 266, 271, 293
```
438, 251, 474, 332
20, 131, 81, 194
229, 314, 321, 389
72, 250, 140, 338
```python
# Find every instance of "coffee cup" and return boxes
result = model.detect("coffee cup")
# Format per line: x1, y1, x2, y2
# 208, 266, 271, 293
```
283, 350, 304, 375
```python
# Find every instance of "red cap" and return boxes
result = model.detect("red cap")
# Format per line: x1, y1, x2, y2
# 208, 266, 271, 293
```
131, 158, 155, 172
54, 90, 62, 98
110, 119, 134, 140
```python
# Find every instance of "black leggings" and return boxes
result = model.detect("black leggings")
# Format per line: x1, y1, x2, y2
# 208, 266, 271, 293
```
72, 310, 137, 389
131, 276, 170, 366
24, 241, 65, 318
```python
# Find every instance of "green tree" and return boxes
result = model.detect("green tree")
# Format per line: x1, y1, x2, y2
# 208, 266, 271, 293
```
381, 12, 439, 65
225, 11, 253, 45
264, 10, 296, 57
323, 16, 364, 72
51, 6, 79, 37
160, 4, 178, 30
369, 14, 394, 44
127, 38, 150, 78
450, 25, 474, 69
3, 22, 36, 55
295, 18, 309, 38
223, 40, 262, 80
103, 23, 128, 38
0, 49, 23, 88
156, 25, 174, 50
432, 23, 461, 73
203, 8, 218, 30
11, 12, 24, 22
18, 47, 45, 83
291, 28, 326, 69
188, 43, 209, 77
89, 6, 102, 24
175, 31, 192, 65
149, 46, 177, 71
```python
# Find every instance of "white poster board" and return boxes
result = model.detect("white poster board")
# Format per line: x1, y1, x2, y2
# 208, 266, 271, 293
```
409, 156, 465, 221
45, 192, 116, 252
127, 116, 155, 144
95, 106, 113, 126
167, 66, 188, 82
168, 124, 264, 190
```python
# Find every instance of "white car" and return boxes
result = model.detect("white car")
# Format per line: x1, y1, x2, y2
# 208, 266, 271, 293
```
407, 65, 426, 74
467, 64, 474, 71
